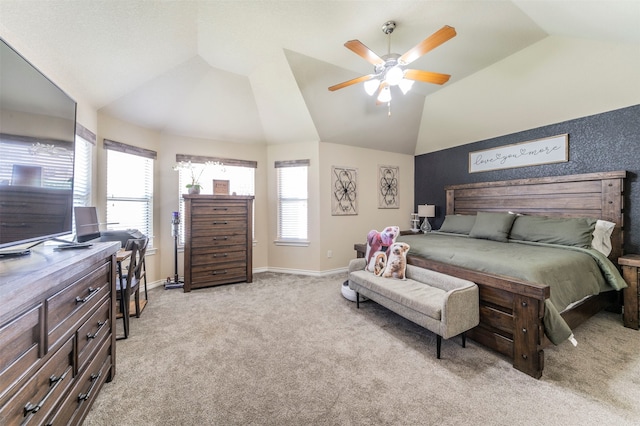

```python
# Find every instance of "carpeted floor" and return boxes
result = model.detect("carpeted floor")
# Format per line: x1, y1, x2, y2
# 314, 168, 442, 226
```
84, 272, 640, 426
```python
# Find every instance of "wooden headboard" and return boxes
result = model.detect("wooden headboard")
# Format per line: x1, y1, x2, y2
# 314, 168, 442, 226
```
444, 171, 626, 261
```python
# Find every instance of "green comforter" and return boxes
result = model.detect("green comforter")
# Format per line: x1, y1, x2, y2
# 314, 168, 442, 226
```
397, 232, 627, 344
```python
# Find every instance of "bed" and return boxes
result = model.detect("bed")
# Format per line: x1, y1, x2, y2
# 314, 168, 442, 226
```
354, 171, 628, 378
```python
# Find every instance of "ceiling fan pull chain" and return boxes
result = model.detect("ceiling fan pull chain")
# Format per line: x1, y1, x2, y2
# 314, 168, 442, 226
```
388, 102, 392, 117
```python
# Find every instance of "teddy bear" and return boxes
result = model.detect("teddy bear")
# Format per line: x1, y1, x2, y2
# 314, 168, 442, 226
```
364, 225, 400, 273
381, 242, 410, 279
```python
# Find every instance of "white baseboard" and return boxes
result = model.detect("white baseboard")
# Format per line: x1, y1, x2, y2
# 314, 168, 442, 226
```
146, 267, 347, 291
262, 267, 348, 277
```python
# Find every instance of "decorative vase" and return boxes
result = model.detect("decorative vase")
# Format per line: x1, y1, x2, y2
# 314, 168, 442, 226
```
188, 186, 200, 195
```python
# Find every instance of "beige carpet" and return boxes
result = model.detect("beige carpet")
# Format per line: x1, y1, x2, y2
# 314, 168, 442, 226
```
84, 272, 640, 426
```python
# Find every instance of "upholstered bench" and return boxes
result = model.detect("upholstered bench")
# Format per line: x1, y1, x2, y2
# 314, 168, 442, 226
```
348, 258, 479, 358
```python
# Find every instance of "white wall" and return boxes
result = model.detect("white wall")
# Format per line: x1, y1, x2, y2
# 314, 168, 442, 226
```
319, 143, 415, 272
416, 36, 640, 155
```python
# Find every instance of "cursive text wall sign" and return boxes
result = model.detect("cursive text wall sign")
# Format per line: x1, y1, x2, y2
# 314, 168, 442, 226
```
469, 134, 568, 173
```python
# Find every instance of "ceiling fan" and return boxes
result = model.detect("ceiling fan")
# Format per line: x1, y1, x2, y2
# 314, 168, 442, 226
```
328, 21, 456, 105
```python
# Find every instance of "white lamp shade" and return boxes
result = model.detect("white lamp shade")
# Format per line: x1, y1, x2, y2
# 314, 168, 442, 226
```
418, 204, 435, 218
377, 86, 391, 103
384, 66, 404, 86
364, 78, 380, 96
398, 78, 414, 94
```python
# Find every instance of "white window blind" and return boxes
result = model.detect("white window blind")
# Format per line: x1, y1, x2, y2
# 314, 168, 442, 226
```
106, 148, 154, 245
276, 160, 308, 242
176, 159, 255, 245
0, 134, 74, 188
73, 135, 92, 208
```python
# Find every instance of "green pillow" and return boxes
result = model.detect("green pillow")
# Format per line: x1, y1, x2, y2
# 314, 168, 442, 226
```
438, 215, 476, 235
509, 215, 597, 248
468, 212, 517, 242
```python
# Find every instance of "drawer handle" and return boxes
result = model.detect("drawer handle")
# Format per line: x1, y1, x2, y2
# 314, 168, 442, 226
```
213, 207, 228, 211
87, 320, 107, 340
212, 236, 229, 241
212, 221, 228, 225
78, 371, 102, 402
212, 270, 228, 276
1, 222, 28, 228
213, 253, 228, 258
23, 371, 68, 417
0, 202, 28, 207
75, 286, 101, 304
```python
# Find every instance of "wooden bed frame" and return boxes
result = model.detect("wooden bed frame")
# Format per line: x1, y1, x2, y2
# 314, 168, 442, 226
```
355, 171, 627, 379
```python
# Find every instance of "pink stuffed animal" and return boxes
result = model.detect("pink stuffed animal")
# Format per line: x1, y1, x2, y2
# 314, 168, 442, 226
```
364, 225, 400, 272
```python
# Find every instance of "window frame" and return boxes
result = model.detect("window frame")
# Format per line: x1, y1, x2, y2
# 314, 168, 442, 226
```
104, 139, 156, 247
275, 159, 309, 246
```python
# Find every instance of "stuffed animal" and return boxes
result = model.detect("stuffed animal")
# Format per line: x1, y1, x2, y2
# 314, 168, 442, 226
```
367, 251, 387, 276
364, 225, 400, 272
382, 242, 410, 279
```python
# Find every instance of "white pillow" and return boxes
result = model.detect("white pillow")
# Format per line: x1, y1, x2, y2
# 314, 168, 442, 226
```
591, 220, 615, 256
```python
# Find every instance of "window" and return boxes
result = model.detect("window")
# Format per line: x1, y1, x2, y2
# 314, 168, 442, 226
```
105, 139, 155, 245
276, 160, 309, 244
175, 154, 256, 245
73, 128, 93, 208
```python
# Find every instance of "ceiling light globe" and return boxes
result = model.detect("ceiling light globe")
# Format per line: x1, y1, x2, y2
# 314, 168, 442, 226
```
363, 79, 380, 96
399, 78, 414, 94
377, 86, 391, 103
385, 66, 404, 86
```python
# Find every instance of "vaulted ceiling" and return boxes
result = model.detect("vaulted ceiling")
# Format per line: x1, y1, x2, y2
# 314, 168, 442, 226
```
1, 1, 638, 154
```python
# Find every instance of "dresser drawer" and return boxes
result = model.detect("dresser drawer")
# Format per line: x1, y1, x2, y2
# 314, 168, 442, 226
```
76, 296, 111, 373
192, 232, 246, 249
191, 215, 247, 232
192, 202, 247, 216
0, 305, 42, 404
47, 263, 111, 351
0, 338, 73, 426
191, 247, 247, 266
191, 264, 247, 287
45, 337, 111, 426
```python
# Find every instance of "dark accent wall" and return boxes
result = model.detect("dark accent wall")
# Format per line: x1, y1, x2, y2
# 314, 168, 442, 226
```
415, 104, 640, 253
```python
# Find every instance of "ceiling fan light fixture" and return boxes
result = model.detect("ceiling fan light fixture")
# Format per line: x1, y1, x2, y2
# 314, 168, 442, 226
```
398, 78, 414, 94
384, 66, 404, 86
364, 78, 380, 96
377, 86, 391, 103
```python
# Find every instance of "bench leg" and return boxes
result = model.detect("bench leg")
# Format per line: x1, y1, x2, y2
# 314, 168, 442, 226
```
462, 332, 466, 348
436, 335, 442, 359
356, 292, 360, 309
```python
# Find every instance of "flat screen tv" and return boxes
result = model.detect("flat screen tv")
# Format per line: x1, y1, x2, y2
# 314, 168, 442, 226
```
0, 37, 77, 252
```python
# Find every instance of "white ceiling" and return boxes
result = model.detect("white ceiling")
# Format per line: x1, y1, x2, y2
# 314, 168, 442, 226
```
1, 1, 639, 154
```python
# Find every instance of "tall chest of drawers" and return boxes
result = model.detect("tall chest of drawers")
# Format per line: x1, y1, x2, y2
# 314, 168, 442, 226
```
0, 241, 119, 425
183, 195, 254, 292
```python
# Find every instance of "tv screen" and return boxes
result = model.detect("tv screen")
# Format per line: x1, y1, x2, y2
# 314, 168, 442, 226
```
0, 37, 77, 250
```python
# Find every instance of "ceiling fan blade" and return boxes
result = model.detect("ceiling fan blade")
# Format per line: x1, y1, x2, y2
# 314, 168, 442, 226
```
344, 40, 385, 66
403, 69, 451, 85
399, 25, 456, 65
328, 74, 374, 92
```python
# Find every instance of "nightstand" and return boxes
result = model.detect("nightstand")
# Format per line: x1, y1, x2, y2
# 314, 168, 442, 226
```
619, 254, 640, 330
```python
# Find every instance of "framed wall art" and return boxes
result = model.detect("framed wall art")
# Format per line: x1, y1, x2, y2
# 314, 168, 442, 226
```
469, 134, 569, 173
378, 165, 399, 209
331, 166, 358, 215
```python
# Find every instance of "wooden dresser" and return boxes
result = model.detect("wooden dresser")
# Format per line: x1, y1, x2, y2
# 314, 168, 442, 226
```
183, 195, 254, 292
0, 241, 120, 425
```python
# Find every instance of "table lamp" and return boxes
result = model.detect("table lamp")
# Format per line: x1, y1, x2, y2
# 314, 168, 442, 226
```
418, 204, 436, 233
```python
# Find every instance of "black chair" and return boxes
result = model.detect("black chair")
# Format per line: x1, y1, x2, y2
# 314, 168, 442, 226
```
116, 240, 141, 339
124, 237, 149, 317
